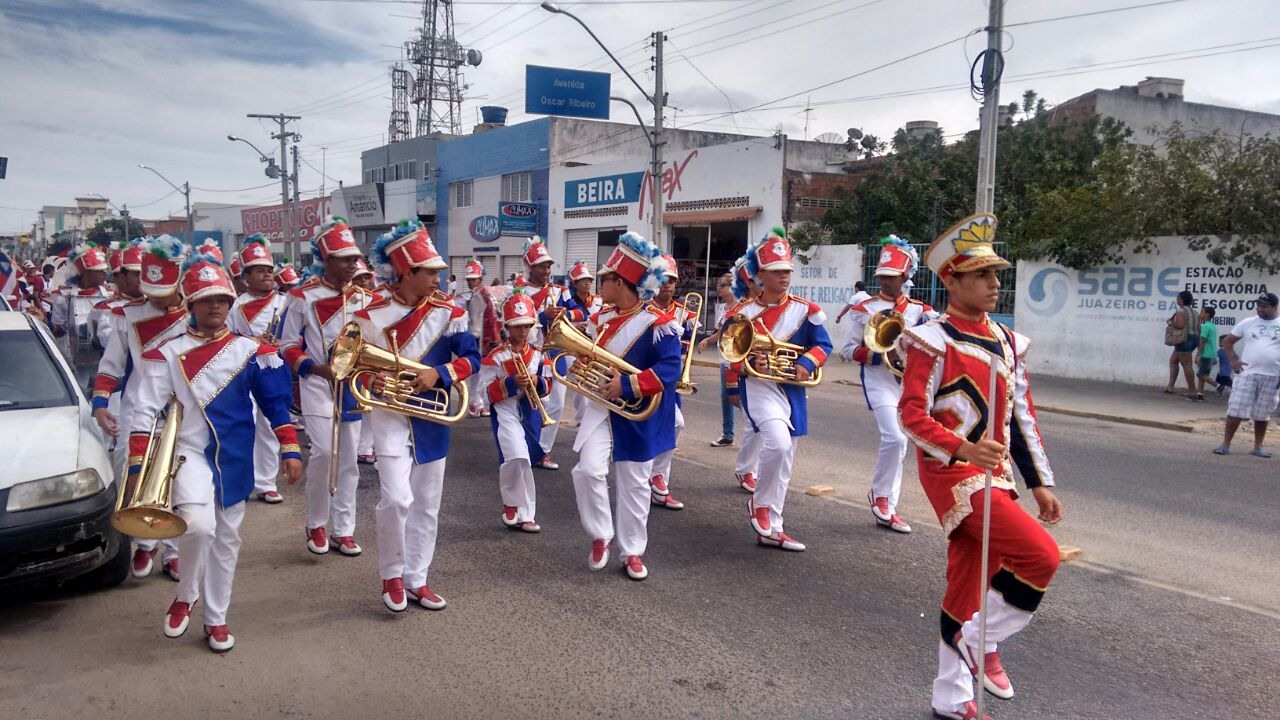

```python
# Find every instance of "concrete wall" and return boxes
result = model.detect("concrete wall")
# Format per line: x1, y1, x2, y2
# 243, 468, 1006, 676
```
1096, 90, 1280, 145
1015, 237, 1277, 384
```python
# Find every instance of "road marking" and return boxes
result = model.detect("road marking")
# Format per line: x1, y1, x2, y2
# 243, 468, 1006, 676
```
805, 485, 836, 496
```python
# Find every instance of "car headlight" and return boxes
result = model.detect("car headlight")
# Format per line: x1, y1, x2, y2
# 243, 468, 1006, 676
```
6, 468, 105, 512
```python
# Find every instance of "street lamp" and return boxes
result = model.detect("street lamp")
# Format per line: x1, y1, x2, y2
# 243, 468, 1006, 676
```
227, 135, 281, 178
138, 164, 192, 242
87, 193, 136, 243
542, 3, 667, 252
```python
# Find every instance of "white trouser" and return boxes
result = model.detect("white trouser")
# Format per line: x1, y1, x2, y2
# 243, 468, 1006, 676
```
121, 404, 177, 558
375, 454, 445, 588
499, 459, 537, 522
650, 405, 685, 486
253, 405, 280, 495
734, 413, 761, 478
538, 378, 568, 456
466, 374, 484, 411
572, 391, 588, 424
303, 415, 361, 536
357, 416, 374, 456
173, 501, 245, 627
869, 403, 908, 512
933, 589, 1035, 711
754, 418, 796, 532
571, 420, 654, 558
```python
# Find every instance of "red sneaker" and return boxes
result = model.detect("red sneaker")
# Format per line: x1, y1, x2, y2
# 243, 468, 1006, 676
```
204, 624, 235, 653
749, 499, 771, 537
260, 490, 284, 504
131, 548, 155, 578
588, 539, 610, 571
306, 527, 329, 555
407, 584, 447, 610
651, 492, 685, 510
382, 578, 407, 612
162, 558, 180, 582
518, 520, 542, 533
880, 513, 912, 534
932, 700, 992, 720
737, 473, 757, 493
163, 600, 191, 638
623, 555, 648, 581
868, 490, 892, 523
649, 474, 669, 496
757, 531, 807, 552
329, 535, 362, 556
959, 639, 1015, 700
501, 505, 519, 527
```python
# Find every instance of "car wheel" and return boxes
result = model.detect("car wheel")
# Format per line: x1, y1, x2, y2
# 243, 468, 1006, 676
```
83, 530, 131, 588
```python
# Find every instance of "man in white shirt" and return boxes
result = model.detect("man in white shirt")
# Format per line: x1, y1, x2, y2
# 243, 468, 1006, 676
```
1215, 292, 1280, 458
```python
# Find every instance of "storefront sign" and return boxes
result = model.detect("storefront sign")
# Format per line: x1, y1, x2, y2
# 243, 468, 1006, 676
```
469, 215, 501, 242
565, 172, 645, 209
241, 196, 332, 246
525, 65, 611, 120
499, 202, 538, 236
1016, 237, 1277, 383
791, 244, 865, 348
339, 183, 385, 227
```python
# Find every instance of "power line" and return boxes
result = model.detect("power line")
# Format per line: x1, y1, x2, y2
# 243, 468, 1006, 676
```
285, 72, 385, 114
672, 0, 891, 63
1004, 0, 1193, 29
191, 181, 279, 193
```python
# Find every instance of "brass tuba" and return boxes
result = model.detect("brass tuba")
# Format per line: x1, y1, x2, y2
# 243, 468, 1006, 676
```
543, 314, 661, 421
863, 309, 906, 377
331, 322, 469, 425
719, 314, 823, 387
675, 292, 702, 395
112, 395, 188, 540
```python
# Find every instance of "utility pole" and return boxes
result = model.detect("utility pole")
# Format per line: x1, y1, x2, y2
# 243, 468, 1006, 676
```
291, 144, 301, 254
973, 0, 1005, 214
320, 147, 328, 198
247, 113, 301, 259
651, 30, 666, 253
120, 204, 131, 241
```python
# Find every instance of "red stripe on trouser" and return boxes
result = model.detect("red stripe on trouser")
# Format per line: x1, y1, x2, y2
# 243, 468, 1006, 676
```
941, 488, 1059, 630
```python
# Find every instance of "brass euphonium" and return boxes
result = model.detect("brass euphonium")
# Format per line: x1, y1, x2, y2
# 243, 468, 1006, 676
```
112, 395, 188, 540
863, 309, 906, 377
330, 322, 469, 425
510, 346, 556, 428
543, 314, 661, 421
675, 292, 702, 395
719, 314, 823, 387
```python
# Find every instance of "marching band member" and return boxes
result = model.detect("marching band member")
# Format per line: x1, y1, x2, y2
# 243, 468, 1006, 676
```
228, 235, 290, 504
274, 261, 300, 292
478, 289, 551, 532
704, 256, 764, 493
51, 243, 111, 379
458, 258, 500, 418
646, 255, 691, 511
132, 254, 302, 653
279, 216, 371, 557
727, 229, 831, 552
228, 253, 247, 296
570, 232, 680, 581
92, 236, 189, 580
897, 214, 1062, 720
352, 258, 379, 464
360, 220, 481, 612
844, 237, 935, 534
521, 236, 569, 469
564, 260, 603, 424
93, 240, 145, 364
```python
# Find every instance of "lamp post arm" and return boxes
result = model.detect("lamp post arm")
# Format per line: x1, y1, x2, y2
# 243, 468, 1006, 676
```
557, 8, 652, 103
610, 96, 654, 145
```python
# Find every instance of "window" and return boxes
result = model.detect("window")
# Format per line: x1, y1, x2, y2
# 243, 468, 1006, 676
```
363, 169, 374, 184
370, 167, 385, 183
797, 196, 840, 209
501, 172, 532, 203
398, 160, 415, 181
421, 161, 432, 182
451, 180, 474, 208
0, 329, 76, 411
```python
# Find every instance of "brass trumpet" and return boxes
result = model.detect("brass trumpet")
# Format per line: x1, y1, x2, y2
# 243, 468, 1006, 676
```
263, 308, 281, 344
863, 309, 906, 377
675, 292, 702, 395
112, 395, 188, 540
510, 346, 556, 427
543, 315, 660, 421
331, 322, 469, 425
719, 314, 823, 387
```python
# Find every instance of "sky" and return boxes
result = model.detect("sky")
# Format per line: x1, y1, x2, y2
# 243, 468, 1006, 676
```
1, 0, 1278, 233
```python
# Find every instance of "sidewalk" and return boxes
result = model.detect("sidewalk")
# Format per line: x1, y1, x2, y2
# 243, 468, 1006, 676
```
692, 357, 1226, 433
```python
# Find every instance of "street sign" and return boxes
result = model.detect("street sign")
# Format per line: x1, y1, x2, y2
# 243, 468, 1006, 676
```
0, 157, 7, 179
498, 202, 538, 236
525, 65, 610, 120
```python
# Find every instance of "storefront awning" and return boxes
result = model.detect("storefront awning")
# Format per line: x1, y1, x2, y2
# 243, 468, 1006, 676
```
663, 206, 762, 225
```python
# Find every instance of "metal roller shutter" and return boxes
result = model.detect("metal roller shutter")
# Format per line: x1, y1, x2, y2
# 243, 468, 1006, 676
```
501, 254, 525, 284
449, 256, 469, 284
564, 229, 598, 275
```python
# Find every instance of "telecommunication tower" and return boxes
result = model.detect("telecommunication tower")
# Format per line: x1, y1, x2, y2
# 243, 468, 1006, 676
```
401, 0, 482, 137
389, 62, 412, 143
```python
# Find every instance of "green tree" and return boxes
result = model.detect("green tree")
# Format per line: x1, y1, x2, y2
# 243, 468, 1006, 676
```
87, 217, 144, 247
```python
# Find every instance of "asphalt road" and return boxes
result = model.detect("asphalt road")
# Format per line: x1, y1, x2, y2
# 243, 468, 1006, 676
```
2, 365, 1276, 720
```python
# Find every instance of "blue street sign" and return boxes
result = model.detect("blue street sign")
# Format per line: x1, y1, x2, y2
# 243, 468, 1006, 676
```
499, 202, 538, 236
0, 157, 7, 180
565, 172, 645, 209
525, 65, 611, 120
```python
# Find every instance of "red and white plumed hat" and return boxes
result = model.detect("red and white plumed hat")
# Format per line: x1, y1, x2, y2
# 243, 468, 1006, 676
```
597, 231, 668, 300
198, 239, 223, 264
568, 259, 593, 283
110, 240, 144, 273
140, 236, 186, 297
273, 262, 300, 289
522, 235, 552, 267
754, 227, 793, 271
313, 216, 362, 259
502, 289, 538, 327
238, 234, 273, 270
352, 257, 373, 279
370, 219, 446, 278
924, 213, 1009, 278
70, 242, 109, 274
181, 256, 237, 303
660, 254, 678, 282
464, 258, 485, 279
874, 236, 919, 278
228, 256, 243, 277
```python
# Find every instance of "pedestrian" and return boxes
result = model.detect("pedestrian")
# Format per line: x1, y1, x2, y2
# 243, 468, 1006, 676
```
1187, 306, 1219, 401
1213, 292, 1280, 458
834, 280, 870, 324
699, 271, 737, 447
1164, 290, 1199, 394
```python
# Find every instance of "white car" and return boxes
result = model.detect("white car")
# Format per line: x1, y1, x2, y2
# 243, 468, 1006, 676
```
0, 311, 130, 590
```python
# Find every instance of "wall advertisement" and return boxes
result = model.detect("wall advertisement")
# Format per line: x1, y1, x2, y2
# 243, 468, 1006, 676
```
240, 196, 332, 247
791, 244, 865, 350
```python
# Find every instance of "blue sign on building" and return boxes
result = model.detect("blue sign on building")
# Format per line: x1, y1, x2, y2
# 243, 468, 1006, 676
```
564, 172, 645, 209
499, 202, 538, 236
525, 65, 611, 120
469, 215, 501, 242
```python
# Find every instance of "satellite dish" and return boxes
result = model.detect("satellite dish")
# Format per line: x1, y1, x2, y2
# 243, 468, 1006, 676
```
467, 49, 483, 67
813, 132, 843, 144
847, 128, 863, 140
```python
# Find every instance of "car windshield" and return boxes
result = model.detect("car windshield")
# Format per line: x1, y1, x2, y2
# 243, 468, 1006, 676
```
0, 328, 77, 411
